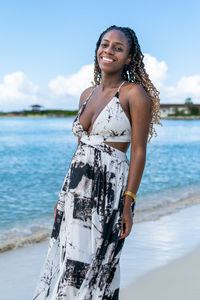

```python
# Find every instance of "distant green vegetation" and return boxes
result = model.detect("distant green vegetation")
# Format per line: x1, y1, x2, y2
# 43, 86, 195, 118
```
0, 109, 78, 117
168, 98, 199, 117
184, 98, 199, 115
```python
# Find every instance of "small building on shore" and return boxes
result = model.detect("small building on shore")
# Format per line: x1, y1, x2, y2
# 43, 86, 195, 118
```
30, 104, 43, 112
160, 104, 200, 118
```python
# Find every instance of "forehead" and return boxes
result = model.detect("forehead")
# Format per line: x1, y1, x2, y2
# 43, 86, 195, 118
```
101, 29, 128, 46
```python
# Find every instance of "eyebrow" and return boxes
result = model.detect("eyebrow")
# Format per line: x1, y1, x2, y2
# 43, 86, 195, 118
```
101, 39, 125, 46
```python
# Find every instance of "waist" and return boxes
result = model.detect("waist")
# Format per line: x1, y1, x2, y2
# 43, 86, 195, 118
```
80, 134, 129, 162
104, 135, 131, 142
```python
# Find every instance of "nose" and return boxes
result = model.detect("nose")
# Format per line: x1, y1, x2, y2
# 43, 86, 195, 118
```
104, 45, 114, 55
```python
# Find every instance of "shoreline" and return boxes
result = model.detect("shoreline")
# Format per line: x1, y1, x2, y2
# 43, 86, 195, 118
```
1, 187, 200, 254
162, 115, 200, 120
0, 114, 200, 120
0, 114, 77, 118
0, 203, 200, 299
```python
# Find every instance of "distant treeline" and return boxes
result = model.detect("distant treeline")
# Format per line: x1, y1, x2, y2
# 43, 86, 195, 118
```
0, 109, 78, 117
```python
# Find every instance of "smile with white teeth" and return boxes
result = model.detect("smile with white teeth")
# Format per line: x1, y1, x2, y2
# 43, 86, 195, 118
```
102, 57, 114, 63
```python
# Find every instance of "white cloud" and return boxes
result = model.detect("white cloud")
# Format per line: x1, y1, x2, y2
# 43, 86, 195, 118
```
143, 53, 168, 89
162, 75, 200, 103
0, 72, 38, 99
0, 72, 39, 111
143, 54, 200, 103
48, 64, 94, 97
0, 71, 81, 112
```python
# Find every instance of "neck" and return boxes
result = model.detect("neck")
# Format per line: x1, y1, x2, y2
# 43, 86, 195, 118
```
99, 72, 124, 91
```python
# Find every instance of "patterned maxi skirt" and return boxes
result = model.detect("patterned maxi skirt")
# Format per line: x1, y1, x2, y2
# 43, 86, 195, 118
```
33, 134, 135, 300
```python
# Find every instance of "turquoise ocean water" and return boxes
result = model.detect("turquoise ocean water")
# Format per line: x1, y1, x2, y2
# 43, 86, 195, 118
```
0, 117, 200, 251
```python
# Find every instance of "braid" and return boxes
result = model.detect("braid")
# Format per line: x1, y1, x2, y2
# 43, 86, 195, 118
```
93, 25, 162, 143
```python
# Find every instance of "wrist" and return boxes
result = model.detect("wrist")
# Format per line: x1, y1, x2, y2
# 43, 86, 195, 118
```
124, 190, 136, 200
124, 189, 136, 204
124, 195, 134, 206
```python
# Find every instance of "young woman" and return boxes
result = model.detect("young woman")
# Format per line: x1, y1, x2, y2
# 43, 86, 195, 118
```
33, 25, 162, 300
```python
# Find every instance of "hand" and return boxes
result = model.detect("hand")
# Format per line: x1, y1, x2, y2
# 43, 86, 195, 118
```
119, 204, 133, 240
53, 203, 58, 220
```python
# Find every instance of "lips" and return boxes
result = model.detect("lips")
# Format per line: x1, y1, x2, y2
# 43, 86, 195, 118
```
101, 56, 115, 64
101, 56, 115, 63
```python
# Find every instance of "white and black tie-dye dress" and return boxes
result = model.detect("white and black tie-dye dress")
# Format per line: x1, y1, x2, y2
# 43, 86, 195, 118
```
33, 81, 135, 300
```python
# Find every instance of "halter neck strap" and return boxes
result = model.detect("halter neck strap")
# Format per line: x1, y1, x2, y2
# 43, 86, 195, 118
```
86, 86, 97, 101
117, 81, 126, 92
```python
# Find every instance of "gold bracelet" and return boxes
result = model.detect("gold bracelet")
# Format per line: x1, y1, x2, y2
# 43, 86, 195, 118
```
124, 190, 136, 203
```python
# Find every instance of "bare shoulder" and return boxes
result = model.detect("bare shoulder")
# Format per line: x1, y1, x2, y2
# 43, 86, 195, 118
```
124, 82, 153, 111
78, 86, 95, 109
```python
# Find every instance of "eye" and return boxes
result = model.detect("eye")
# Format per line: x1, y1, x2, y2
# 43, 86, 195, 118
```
115, 46, 123, 51
100, 43, 108, 47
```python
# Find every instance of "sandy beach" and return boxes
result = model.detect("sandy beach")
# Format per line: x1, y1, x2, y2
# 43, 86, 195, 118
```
0, 203, 200, 300
120, 243, 200, 300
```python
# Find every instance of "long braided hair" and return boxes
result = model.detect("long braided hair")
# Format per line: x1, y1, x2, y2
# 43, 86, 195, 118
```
93, 25, 162, 143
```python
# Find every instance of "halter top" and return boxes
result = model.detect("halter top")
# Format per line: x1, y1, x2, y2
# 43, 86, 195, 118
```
72, 81, 132, 142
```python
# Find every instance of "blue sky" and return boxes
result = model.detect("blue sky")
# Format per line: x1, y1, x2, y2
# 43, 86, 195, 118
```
0, 0, 200, 111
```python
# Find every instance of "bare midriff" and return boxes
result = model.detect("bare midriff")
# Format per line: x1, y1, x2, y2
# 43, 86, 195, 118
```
104, 141, 130, 153
78, 138, 130, 153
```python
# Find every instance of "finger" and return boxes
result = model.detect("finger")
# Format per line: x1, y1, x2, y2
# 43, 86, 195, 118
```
119, 221, 126, 239
120, 219, 125, 234
120, 222, 132, 239
119, 225, 123, 239
125, 223, 133, 238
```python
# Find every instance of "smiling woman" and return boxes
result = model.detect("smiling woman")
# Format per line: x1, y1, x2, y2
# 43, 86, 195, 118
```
33, 25, 162, 300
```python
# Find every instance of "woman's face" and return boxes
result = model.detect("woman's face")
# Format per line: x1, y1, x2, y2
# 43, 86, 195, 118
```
97, 29, 131, 74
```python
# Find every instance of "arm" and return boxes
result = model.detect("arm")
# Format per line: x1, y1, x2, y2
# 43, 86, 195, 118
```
120, 84, 152, 238
125, 84, 152, 202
